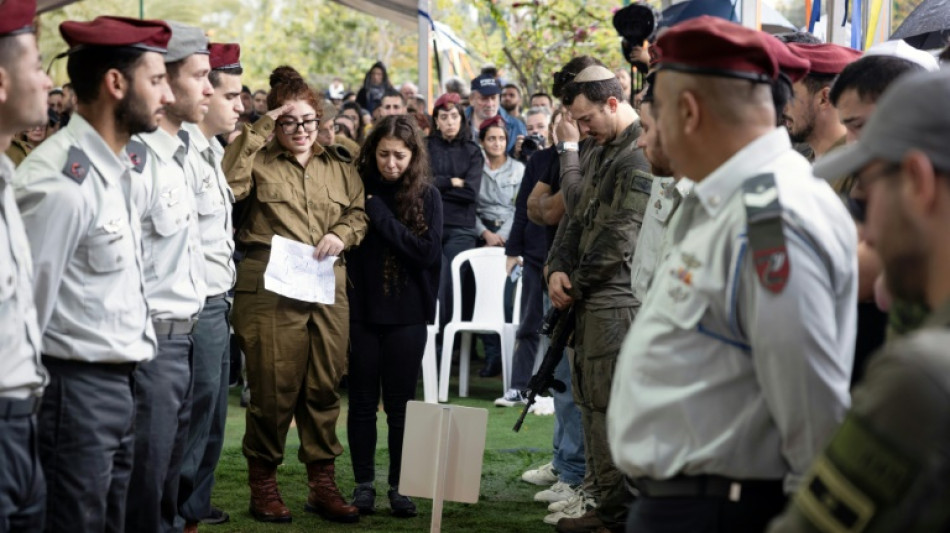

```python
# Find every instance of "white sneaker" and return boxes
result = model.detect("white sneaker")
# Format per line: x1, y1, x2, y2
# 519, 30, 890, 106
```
534, 480, 576, 503
521, 462, 558, 486
548, 489, 583, 512
543, 492, 596, 525
494, 388, 527, 407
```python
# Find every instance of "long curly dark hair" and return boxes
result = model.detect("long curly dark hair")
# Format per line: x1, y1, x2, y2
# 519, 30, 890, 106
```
357, 115, 432, 295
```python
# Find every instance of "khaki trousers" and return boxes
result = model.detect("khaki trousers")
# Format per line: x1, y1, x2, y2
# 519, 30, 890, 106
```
232, 256, 349, 466
572, 303, 637, 525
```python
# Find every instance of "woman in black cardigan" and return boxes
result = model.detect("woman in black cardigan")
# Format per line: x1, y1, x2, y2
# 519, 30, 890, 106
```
346, 115, 443, 518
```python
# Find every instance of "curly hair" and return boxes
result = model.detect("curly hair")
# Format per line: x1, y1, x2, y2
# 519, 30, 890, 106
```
357, 115, 432, 295
266, 65, 323, 118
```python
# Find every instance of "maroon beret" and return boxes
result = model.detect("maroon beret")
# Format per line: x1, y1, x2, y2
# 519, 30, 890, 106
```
762, 35, 811, 83
433, 92, 461, 110
788, 43, 862, 76
0, 0, 36, 37
654, 16, 778, 83
59, 16, 172, 53
209, 43, 240, 70
478, 115, 505, 133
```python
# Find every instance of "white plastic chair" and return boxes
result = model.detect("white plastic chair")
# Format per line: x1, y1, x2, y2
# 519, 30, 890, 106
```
438, 248, 521, 402
420, 301, 440, 403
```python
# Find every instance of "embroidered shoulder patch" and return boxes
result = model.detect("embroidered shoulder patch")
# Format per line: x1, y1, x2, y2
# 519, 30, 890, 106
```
61, 146, 91, 185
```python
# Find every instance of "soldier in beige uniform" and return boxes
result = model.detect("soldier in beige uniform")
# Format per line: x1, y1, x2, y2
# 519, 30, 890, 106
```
609, 17, 856, 533
125, 21, 212, 533
0, 1, 50, 529
14, 15, 172, 532
769, 69, 950, 533
178, 42, 243, 532
223, 65, 367, 524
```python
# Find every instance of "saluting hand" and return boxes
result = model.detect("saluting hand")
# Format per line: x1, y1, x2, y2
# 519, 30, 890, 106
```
314, 233, 344, 261
266, 103, 296, 121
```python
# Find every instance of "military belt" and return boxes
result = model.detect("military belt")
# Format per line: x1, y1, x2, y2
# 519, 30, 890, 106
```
627, 475, 783, 502
206, 292, 228, 301
0, 396, 41, 419
152, 319, 197, 337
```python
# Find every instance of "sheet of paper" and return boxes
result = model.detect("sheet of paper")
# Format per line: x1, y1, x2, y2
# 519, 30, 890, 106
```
263, 235, 337, 304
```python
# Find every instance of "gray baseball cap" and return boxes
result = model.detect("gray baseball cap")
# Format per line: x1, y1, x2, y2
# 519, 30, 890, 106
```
164, 21, 209, 63
814, 69, 950, 180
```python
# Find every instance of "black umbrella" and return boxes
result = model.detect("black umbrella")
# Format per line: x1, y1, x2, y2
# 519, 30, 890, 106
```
890, 0, 950, 50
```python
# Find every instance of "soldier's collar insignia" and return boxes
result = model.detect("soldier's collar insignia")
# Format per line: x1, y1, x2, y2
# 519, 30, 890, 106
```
62, 146, 91, 185
177, 129, 190, 155
127, 140, 147, 173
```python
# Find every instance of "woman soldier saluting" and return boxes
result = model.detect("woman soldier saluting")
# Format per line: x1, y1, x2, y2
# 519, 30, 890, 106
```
223, 65, 368, 524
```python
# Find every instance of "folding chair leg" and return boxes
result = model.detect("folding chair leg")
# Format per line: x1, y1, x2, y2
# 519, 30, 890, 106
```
438, 328, 456, 403
422, 331, 438, 403
459, 332, 472, 398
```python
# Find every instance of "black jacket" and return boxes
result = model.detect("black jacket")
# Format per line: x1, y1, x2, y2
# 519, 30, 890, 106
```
347, 173, 443, 325
426, 133, 484, 229
505, 148, 552, 268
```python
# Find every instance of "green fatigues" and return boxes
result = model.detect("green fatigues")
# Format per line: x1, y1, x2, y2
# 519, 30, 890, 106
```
223, 116, 368, 466
547, 121, 652, 525
768, 300, 950, 533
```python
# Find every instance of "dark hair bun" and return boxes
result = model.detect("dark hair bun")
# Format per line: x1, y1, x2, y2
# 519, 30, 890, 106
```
270, 66, 305, 89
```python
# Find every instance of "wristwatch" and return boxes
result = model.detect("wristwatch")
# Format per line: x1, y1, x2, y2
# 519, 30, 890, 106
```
556, 141, 579, 154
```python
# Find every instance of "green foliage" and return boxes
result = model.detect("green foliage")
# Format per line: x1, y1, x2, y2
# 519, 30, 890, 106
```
457, 0, 631, 95
37, 0, 420, 93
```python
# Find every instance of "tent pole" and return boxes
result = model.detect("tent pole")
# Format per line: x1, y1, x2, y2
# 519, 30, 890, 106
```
418, 0, 431, 110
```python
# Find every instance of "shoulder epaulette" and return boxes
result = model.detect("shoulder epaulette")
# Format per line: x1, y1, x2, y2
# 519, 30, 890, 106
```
742, 173, 789, 294
127, 140, 147, 173
61, 146, 91, 185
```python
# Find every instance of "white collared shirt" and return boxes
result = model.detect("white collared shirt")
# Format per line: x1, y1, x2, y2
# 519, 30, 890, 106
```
0, 154, 45, 397
182, 123, 235, 297
608, 128, 857, 492
14, 114, 156, 363
132, 127, 206, 321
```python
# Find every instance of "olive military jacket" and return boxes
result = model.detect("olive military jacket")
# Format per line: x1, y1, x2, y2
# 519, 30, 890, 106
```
223, 115, 368, 252
769, 300, 950, 533
546, 120, 652, 310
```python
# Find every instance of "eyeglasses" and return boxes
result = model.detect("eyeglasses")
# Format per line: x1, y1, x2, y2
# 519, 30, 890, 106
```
276, 118, 319, 135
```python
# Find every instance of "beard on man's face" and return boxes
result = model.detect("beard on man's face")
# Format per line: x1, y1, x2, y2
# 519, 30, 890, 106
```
115, 84, 158, 136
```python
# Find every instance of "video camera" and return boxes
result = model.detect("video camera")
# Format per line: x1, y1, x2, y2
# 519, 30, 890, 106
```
612, 3, 661, 70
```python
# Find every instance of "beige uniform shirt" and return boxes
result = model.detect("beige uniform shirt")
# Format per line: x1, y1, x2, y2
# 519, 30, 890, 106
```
223, 115, 367, 251
183, 122, 235, 297
0, 154, 45, 398
14, 114, 156, 363
132, 128, 207, 320
608, 128, 857, 492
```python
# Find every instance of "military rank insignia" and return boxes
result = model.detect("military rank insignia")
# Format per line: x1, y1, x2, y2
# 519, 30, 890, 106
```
127, 140, 147, 173
62, 146, 91, 185
742, 173, 789, 294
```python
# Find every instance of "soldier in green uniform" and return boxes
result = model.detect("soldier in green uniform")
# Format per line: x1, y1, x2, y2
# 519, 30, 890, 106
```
768, 69, 950, 533
545, 65, 653, 533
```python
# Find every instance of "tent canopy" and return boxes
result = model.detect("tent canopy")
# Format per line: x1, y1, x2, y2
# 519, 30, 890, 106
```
331, 0, 418, 29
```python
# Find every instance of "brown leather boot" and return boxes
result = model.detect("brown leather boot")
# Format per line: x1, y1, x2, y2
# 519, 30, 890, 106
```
305, 460, 360, 523
247, 458, 292, 523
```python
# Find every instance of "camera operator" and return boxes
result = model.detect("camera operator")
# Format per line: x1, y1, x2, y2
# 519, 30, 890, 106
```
513, 106, 552, 162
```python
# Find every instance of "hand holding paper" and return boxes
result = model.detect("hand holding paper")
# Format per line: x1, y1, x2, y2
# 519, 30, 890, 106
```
264, 235, 338, 304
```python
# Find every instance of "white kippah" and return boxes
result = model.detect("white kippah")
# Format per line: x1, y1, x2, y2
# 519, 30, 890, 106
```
573, 65, 617, 83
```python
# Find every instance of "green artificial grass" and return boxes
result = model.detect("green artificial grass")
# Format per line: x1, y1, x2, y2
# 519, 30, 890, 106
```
206, 367, 558, 532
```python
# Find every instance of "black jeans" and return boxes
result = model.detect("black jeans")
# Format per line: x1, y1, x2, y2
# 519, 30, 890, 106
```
347, 321, 427, 487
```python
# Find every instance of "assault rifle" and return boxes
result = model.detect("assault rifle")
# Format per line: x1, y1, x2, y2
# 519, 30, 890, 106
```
513, 305, 576, 432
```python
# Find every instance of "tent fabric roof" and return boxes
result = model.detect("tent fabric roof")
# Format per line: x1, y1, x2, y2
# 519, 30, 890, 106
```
331, 0, 418, 29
